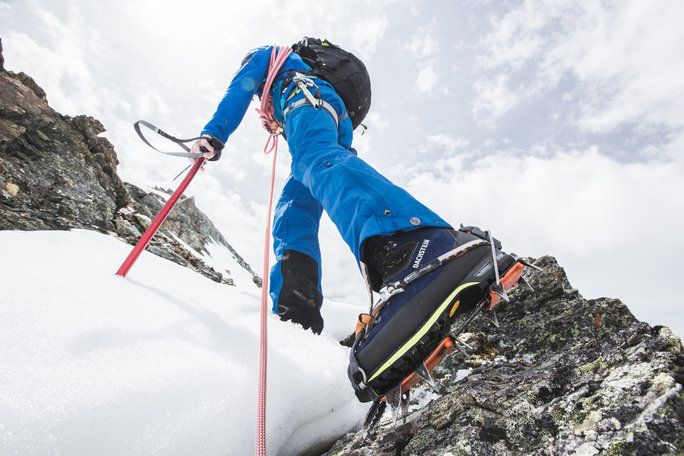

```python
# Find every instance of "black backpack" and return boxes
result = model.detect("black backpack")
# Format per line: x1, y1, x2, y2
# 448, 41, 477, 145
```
291, 37, 371, 130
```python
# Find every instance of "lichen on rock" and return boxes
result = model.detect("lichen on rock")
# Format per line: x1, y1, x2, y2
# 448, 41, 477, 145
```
324, 256, 684, 455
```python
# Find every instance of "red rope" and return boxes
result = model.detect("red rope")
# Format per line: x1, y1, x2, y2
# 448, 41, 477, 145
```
255, 45, 291, 456
255, 46, 292, 154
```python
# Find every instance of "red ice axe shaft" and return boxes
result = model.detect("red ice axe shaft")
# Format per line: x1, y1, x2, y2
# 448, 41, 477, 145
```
115, 157, 206, 277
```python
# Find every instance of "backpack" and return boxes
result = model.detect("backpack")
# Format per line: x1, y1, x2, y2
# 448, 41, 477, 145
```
291, 37, 371, 130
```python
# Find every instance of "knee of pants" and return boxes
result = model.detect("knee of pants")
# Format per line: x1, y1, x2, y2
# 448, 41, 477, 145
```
293, 145, 355, 185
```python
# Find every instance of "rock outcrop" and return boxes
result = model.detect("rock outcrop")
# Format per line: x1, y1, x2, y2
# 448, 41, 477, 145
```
121, 183, 259, 286
326, 257, 684, 455
0, 43, 259, 287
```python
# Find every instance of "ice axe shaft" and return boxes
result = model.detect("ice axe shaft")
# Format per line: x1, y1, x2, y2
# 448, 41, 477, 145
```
115, 157, 206, 277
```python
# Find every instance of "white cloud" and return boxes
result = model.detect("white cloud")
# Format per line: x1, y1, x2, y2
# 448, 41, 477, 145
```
472, 74, 520, 123
473, 0, 684, 138
414, 61, 438, 93
425, 134, 469, 152
349, 14, 389, 58
478, 1, 548, 70
402, 29, 438, 58
564, 3, 684, 135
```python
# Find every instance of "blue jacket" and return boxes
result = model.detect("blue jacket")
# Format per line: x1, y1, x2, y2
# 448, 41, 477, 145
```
201, 46, 314, 142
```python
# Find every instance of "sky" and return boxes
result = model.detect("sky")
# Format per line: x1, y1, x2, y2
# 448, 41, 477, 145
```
2, 0, 684, 335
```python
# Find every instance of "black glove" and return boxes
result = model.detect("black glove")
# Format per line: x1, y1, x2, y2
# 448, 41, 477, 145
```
277, 291, 324, 335
202, 137, 224, 161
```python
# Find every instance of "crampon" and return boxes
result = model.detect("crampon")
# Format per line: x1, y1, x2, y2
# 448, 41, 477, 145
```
347, 226, 541, 429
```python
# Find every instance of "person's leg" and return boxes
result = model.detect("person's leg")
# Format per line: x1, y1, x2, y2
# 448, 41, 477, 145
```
269, 174, 325, 334
281, 86, 522, 402
285, 101, 450, 263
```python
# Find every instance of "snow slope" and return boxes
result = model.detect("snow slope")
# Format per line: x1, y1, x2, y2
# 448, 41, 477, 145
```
0, 230, 368, 455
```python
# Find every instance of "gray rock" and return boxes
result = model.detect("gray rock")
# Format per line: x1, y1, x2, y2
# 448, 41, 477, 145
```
324, 257, 684, 455
120, 183, 260, 287
0, 55, 259, 287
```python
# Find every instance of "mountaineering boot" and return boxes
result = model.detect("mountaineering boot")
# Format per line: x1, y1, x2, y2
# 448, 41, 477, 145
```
348, 226, 518, 402
276, 250, 324, 334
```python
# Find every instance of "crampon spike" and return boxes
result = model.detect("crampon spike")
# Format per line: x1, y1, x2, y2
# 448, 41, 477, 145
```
369, 336, 456, 431
453, 338, 471, 356
400, 391, 410, 424
490, 284, 510, 302
487, 231, 501, 286
518, 257, 543, 272
486, 309, 500, 328
398, 336, 455, 393
386, 385, 402, 426
519, 275, 535, 292
363, 399, 386, 431
415, 363, 437, 388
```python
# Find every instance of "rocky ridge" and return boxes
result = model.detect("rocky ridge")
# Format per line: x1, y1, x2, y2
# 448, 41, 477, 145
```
324, 256, 684, 455
0, 42, 259, 287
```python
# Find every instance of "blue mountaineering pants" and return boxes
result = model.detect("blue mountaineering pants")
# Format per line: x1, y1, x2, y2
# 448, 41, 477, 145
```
269, 81, 451, 313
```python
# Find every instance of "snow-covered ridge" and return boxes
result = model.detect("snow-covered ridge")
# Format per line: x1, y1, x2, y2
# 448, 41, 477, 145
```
0, 230, 367, 455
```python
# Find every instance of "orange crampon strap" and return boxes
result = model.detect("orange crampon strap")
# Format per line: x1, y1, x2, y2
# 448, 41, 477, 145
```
396, 336, 455, 395
354, 297, 391, 335
488, 261, 525, 309
355, 313, 373, 335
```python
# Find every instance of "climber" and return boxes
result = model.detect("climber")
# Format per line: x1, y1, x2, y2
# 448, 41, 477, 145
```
192, 38, 523, 399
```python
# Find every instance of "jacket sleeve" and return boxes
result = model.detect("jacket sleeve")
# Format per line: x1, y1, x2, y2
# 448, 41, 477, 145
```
201, 46, 272, 143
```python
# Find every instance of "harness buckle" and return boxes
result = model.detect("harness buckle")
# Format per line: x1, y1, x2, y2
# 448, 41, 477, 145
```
282, 72, 341, 129
292, 73, 322, 108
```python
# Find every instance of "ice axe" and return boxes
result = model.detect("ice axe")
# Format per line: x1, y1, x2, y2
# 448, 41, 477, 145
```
115, 120, 210, 277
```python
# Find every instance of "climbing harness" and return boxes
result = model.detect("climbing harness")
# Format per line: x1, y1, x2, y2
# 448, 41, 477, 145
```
282, 73, 345, 128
